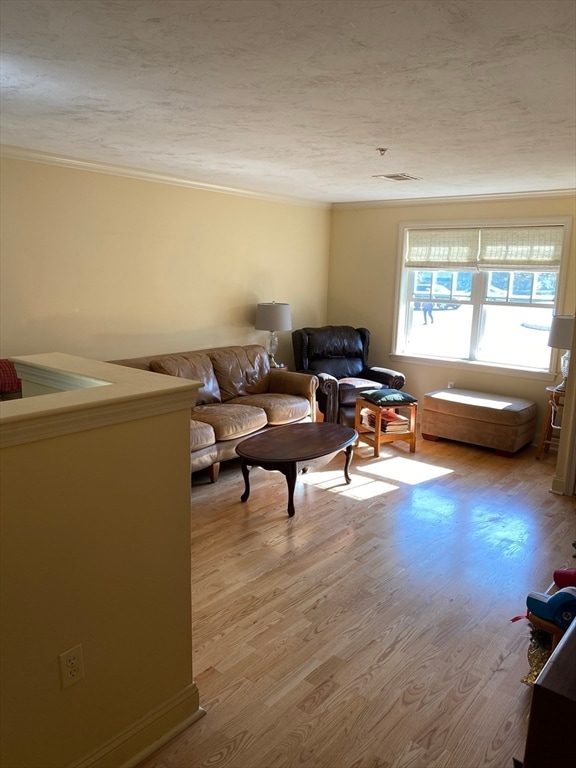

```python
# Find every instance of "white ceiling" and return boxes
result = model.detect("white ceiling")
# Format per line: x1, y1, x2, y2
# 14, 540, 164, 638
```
1, 0, 575, 204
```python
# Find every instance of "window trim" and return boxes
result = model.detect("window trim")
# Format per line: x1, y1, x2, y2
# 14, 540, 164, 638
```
392, 216, 573, 378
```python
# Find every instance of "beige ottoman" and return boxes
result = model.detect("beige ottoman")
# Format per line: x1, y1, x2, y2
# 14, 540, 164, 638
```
421, 389, 537, 456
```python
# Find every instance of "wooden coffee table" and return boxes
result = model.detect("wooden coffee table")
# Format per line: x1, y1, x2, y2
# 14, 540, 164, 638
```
235, 422, 357, 517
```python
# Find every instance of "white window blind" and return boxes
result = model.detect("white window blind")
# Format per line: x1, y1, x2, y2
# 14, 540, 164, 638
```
405, 229, 479, 269
478, 226, 564, 269
405, 225, 564, 270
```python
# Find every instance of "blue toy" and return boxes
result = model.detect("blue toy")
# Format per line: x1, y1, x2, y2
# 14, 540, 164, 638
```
526, 586, 576, 630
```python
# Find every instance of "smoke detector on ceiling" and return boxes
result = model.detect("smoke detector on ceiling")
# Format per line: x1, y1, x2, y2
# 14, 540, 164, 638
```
372, 173, 422, 182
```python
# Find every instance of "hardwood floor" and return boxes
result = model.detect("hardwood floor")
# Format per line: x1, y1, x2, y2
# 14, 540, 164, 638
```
137, 436, 575, 768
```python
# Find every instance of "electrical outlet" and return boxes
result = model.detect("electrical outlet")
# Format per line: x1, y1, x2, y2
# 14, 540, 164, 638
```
59, 643, 84, 689
447, 381, 455, 389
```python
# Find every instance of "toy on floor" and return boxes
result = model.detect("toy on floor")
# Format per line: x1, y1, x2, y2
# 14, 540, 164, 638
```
553, 568, 576, 588
526, 586, 576, 630
516, 544, 576, 687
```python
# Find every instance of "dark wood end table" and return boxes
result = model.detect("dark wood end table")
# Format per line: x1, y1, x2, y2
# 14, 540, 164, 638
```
235, 422, 357, 517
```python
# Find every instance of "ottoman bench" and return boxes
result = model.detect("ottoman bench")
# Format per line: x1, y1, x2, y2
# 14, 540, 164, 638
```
421, 389, 537, 457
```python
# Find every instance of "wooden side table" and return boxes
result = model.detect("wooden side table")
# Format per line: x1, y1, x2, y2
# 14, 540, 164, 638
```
354, 398, 417, 457
535, 386, 565, 459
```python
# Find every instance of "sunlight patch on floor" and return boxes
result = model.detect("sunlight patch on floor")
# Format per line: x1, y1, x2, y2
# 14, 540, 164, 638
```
299, 454, 453, 500
340, 479, 399, 500
470, 507, 531, 556
357, 456, 453, 485
404, 495, 458, 523
299, 469, 399, 499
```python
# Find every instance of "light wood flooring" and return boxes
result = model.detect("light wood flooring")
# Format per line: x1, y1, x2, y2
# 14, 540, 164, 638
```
137, 435, 576, 768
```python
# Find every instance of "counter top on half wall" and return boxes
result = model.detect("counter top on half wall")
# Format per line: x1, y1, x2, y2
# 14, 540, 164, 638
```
1, 351, 199, 447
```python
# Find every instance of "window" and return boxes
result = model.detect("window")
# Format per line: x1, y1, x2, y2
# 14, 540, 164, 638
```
394, 221, 570, 372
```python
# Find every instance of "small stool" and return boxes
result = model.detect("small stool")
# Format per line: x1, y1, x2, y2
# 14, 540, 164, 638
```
355, 397, 417, 457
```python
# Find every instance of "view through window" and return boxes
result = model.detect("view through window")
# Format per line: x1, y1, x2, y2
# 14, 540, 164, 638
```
395, 223, 569, 372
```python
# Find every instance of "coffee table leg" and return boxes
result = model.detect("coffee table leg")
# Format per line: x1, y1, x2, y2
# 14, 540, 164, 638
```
284, 462, 297, 517
343, 445, 353, 483
240, 460, 251, 502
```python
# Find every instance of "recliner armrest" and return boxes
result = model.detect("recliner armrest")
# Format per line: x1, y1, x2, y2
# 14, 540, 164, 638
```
314, 372, 339, 423
293, 369, 339, 423
363, 366, 406, 391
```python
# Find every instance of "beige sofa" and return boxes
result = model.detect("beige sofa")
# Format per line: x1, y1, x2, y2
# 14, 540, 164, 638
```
111, 344, 318, 481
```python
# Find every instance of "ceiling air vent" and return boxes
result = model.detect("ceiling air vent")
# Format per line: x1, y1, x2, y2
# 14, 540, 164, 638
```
372, 173, 422, 181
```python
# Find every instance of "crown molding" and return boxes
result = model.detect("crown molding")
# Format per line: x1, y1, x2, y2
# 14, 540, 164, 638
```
330, 189, 576, 210
0, 145, 329, 209
2, 144, 574, 210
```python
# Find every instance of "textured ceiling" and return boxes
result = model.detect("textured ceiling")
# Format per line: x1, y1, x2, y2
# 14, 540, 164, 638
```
1, 0, 575, 203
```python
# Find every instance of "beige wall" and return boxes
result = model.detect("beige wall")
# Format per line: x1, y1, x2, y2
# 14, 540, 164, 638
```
0, 158, 331, 366
0, 159, 329, 766
329, 196, 576, 417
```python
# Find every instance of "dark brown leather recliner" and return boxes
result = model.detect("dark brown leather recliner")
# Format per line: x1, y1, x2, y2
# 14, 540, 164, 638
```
292, 325, 406, 425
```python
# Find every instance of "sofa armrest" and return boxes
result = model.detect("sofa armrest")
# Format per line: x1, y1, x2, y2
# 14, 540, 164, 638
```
268, 370, 319, 420
268, 369, 318, 398
363, 366, 406, 391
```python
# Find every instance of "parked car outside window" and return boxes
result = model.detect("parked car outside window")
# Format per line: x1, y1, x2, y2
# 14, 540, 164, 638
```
413, 285, 460, 311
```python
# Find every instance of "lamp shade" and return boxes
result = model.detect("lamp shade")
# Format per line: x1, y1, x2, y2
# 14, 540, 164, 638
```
548, 315, 575, 350
255, 302, 292, 332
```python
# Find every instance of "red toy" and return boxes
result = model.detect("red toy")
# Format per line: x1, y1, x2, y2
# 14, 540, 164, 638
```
553, 569, 576, 588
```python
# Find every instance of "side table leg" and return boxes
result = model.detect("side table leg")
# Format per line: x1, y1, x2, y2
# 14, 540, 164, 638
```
409, 404, 417, 452
535, 402, 553, 460
373, 405, 382, 457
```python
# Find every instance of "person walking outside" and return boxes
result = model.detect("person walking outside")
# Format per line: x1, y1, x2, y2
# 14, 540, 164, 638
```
423, 301, 434, 325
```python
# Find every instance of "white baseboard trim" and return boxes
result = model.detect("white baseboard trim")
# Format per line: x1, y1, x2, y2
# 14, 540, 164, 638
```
71, 683, 206, 768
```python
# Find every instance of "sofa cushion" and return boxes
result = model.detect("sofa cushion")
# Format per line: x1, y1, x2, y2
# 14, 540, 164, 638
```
150, 353, 221, 405
228, 393, 310, 425
209, 345, 270, 401
191, 403, 268, 441
190, 419, 216, 451
190, 445, 219, 474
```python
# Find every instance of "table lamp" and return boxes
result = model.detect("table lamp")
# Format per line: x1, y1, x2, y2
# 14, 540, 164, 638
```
548, 315, 575, 391
255, 302, 292, 367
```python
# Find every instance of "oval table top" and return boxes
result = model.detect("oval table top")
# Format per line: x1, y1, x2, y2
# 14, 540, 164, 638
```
236, 422, 357, 463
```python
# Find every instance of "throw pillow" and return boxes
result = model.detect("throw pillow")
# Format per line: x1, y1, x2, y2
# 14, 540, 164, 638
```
361, 388, 417, 405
